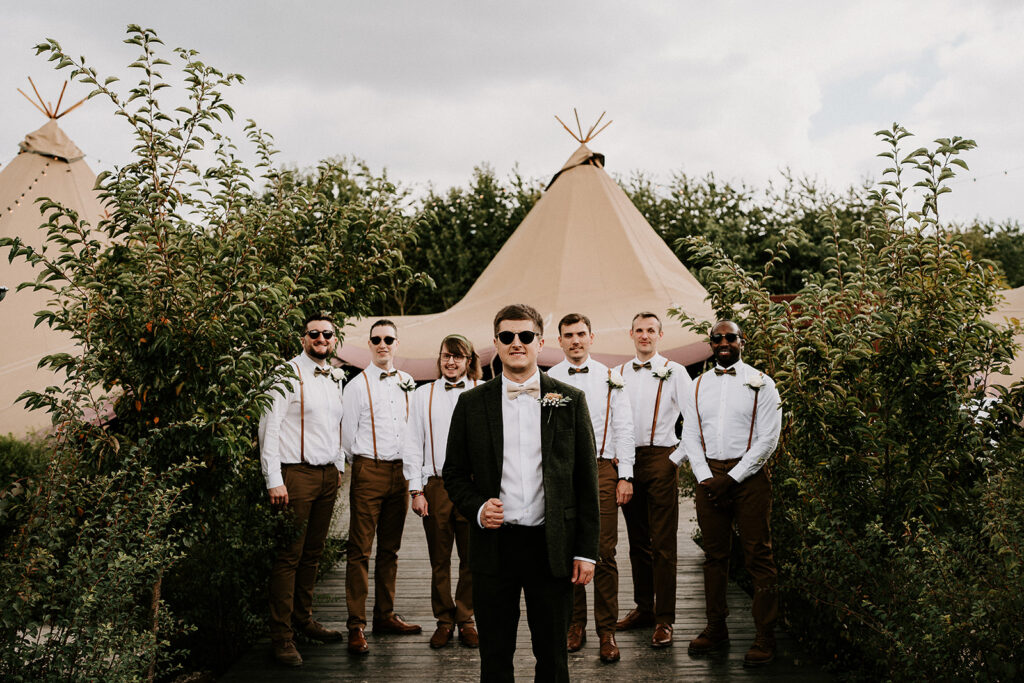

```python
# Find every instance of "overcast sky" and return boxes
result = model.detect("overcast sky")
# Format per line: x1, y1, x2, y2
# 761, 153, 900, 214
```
2, 1, 1022, 224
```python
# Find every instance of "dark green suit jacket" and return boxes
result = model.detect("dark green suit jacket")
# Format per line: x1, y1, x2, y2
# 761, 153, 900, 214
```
442, 372, 600, 578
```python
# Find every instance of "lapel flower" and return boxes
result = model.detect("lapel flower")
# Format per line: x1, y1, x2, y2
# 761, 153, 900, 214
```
652, 365, 673, 381
607, 371, 625, 390
398, 376, 417, 393
744, 373, 766, 391
330, 367, 345, 383
539, 392, 572, 408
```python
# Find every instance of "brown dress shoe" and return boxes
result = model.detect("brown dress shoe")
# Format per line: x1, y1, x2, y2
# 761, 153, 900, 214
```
429, 623, 454, 649
688, 622, 730, 655
372, 614, 422, 635
458, 623, 479, 648
567, 622, 586, 652
616, 608, 656, 631
347, 628, 369, 655
743, 633, 776, 667
651, 623, 674, 648
299, 620, 345, 643
599, 633, 620, 663
272, 640, 303, 667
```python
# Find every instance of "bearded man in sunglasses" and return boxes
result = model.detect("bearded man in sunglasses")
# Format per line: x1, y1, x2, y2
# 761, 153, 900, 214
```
682, 320, 781, 668
342, 319, 421, 654
259, 312, 346, 667
443, 304, 600, 683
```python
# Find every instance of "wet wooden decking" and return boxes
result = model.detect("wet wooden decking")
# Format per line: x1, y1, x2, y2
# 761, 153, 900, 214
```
223, 492, 832, 682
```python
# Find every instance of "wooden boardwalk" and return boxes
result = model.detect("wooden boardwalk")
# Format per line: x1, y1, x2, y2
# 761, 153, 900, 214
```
223, 491, 831, 682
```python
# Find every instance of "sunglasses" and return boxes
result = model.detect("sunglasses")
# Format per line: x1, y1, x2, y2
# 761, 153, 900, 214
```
305, 329, 334, 340
370, 335, 396, 346
710, 333, 741, 344
496, 330, 537, 345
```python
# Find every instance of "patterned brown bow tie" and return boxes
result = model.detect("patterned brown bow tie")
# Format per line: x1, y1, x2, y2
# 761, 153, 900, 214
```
632, 361, 652, 372
314, 367, 331, 377
506, 382, 541, 400
714, 367, 736, 376
445, 381, 465, 391
379, 370, 398, 380
568, 366, 589, 375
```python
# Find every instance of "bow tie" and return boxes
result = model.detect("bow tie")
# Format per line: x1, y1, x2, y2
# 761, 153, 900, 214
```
568, 366, 589, 375
379, 370, 398, 380
506, 382, 541, 400
714, 367, 736, 376
632, 361, 652, 372
314, 367, 331, 377
445, 381, 465, 391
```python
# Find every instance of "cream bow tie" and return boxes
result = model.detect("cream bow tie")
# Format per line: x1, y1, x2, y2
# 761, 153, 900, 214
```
506, 382, 541, 400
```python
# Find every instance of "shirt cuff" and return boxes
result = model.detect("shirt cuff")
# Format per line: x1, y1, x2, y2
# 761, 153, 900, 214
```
691, 459, 713, 483
476, 501, 487, 528
616, 462, 634, 480
669, 444, 686, 467
334, 460, 345, 474
266, 470, 284, 490
573, 556, 596, 565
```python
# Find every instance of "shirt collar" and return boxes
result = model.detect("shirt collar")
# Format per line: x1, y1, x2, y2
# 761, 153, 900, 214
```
501, 369, 541, 389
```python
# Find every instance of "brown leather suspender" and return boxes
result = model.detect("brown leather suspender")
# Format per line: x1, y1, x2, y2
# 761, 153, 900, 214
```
694, 370, 760, 456
427, 382, 437, 476
293, 362, 308, 464
600, 369, 613, 456
362, 372, 378, 461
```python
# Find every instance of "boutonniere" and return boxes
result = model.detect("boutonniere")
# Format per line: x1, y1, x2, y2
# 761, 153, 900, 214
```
539, 392, 571, 423
652, 365, 673, 381
744, 373, 765, 391
606, 372, 625, 390
330, 367, 345, 383
398, 376, 417, 393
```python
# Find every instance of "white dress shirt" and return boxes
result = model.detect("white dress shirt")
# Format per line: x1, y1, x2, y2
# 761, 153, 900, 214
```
259, 352, 345, 489
342, 364, 414, 461
681, 361, 781, 484
548, 357, 636, 479
619, 353, 693, 465
402, 376, 478, 489
497, 370, 546, 526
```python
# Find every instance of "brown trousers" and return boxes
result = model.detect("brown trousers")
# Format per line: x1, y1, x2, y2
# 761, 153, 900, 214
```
269, 463, 340, 644
622, 445, 679, 625
345, 457, 409, 628
422, 476, 473, 626
694, 458, 779, 634
571, 458, 619, 635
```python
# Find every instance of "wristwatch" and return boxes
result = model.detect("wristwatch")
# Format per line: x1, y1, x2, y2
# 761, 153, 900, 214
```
618, 477, 634, 484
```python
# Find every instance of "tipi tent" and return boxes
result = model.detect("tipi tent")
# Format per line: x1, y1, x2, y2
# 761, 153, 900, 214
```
0, 82, 106, 436
339, 119, 715, 377
986, 285, 1024, 389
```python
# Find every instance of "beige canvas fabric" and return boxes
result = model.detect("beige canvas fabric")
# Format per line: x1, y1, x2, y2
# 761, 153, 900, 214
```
0, 119, 107, 435
339, 143, 715, 378
986, 286, 1024, 389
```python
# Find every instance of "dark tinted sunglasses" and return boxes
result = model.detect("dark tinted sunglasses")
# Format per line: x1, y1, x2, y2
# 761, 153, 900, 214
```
370, 335, 396, 346
305, 329, 334, 340
710, 333, 741, 344
496, 330, 537, 345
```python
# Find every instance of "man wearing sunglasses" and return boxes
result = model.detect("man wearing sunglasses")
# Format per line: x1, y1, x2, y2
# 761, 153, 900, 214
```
402, 334, 482, 650
443, 304, 600, 683
616, 311, 693, 648
259, 313, 346, 667
342, 320, 421, 654
548, 313, 635, 663
682, 320, 781, 667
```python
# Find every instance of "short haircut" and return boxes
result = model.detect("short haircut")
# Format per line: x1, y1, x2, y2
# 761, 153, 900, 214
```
712, 319, 744, 338
631, 311, 662, 332
304, 311, 334, 331
493, 304, 544, 336
370, 318, 398, 338
437, 334, 483, 380
558, 313, 592, 335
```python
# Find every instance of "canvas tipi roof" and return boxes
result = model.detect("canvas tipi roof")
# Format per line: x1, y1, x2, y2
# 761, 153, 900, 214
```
0, 84, 107, 436
339, 127, 715, 377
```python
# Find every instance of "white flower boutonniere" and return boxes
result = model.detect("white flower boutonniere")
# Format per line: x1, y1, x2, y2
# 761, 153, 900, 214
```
398, 376, 417, 393
539, 392, 572, 408
330, 367, 345, 383
744, 373, 766, 391
607, 372, 625, 390
652, 365, 673, 381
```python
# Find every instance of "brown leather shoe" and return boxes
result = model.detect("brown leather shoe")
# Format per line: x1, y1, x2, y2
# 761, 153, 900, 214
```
615, 608, 656, 631
567, 622, 586, 652
372, 614, 422, 635
688, 622, 730, 655
429, 623, 454, 649
651, 623, 673, 648
458, 623, 479, 648
272, 640, 303, 667
299, 620, 345, 643
743, 633, 776, 667
347, 628, 369, 655
599, 632, 620, 663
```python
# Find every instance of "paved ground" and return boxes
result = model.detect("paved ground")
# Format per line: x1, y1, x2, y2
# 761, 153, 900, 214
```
223, 489, 832, 682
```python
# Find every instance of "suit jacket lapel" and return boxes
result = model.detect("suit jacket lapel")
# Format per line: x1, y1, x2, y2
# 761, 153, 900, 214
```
484, 378, 504, 485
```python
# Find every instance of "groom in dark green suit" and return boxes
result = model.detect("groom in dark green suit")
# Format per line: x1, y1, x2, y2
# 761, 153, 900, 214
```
443, 303, 600, 683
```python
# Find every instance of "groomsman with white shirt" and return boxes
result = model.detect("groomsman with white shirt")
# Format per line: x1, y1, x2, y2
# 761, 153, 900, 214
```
403, 334, 482, 650
683, 320, 781, 668
342, 319, 421, 655
548, 313, 634, 663
259, 312, 346, 667
615, 311, 693, 648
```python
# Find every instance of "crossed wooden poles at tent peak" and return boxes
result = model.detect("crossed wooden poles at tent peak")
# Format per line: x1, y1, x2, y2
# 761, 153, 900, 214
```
555, 109, 613, 144
18, 77, 88, 120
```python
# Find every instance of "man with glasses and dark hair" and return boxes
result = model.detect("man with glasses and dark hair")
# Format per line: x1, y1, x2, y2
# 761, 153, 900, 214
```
402, 334, 483, 649
443, 304, 600, 683
342, 319, 421, 654
616, 311, 693, 648
682, 320, 781, 667
548, 312, 635, 663
259, 312, 346, 667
